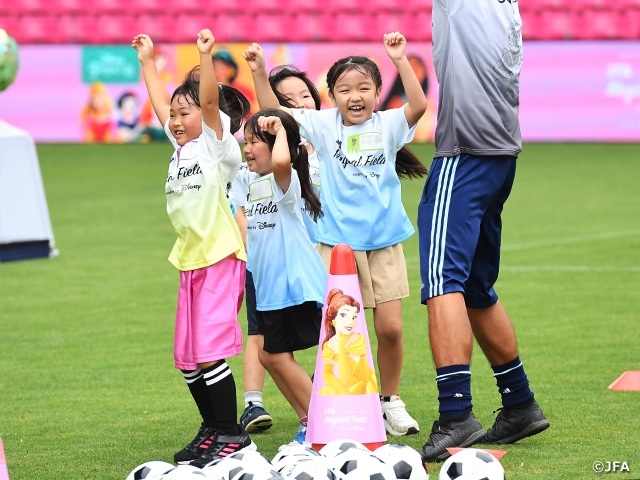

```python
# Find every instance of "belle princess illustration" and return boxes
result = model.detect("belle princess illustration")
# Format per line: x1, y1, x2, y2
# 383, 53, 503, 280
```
318, 289, 378, 396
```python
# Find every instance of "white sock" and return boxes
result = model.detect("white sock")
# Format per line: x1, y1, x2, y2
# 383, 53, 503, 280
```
244, 391, 263, 408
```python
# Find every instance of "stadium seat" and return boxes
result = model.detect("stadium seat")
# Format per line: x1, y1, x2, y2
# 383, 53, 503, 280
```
399, 11, 432, 41
129, 0, 164, 14
291, 0, 323, 13
93, 0, 130, 14
326, 0, 367, 13
371, 12, 401, 39
11, 0, 51, 15
620, 0, 640, 8
288, 13, 320, 42
0, 14, 22, 41
244, 13, 292, 43
169, 0, 212, 14
74, 14, 100, 43
520, 11, 544, 40
17, 14, 73, 44
247, 0, 292, 13
172, 13, 217, 43
332, 12, 375, 41
618, 10, 640, 39
211, 13, 242, 43
406, 0, 433, 13
538, 10, 569, 39
50, 0, 88, 14
94, 14, 137, 44
536, 0, 567, 10
569, 10, 622, 39
131, 14, 158, 40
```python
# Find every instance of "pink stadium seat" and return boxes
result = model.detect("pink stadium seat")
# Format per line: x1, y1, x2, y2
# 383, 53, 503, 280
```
74, 14, 100, 43
317, 13, 338, 41
17, 14, 73, 43
371, 12, 401, 39
406, 0, 433, 13
618, 10, 640, 39
210, 13, 242, 42
399, 11, 432, 41
326, 0, 367, 13
620, 0, 640, 8
247, 0, 292, 13
129, 0, 164, 14
12, 0, 51, 15
535, 0, 566, 10
51, 0, 88, 14
538, 10, 569, 39
289, 12, 320, 42
292, 0, 324, 12
520, 11, 544, 40
94, 14, 137, 44
170, 0, 212, 14
333, 12, 375, 41
131, 14, 158, 39
93, 0, 130, 14
0, 14, 21, 41
172, 13, 216, 43
569, 10, 622, 39
244, 13, 290, 42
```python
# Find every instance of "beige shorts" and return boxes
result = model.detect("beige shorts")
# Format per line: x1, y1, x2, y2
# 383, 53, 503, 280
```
316, 243, 409, 309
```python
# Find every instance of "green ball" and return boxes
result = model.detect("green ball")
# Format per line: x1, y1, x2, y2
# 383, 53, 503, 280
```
0, 29, 19, 93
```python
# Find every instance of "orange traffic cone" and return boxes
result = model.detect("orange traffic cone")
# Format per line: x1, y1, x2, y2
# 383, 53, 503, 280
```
608, 371, 640, 391
307, 244, 386, 451
0, 437, 10, 480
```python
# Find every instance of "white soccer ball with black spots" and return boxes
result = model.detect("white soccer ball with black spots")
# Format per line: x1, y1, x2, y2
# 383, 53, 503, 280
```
438, 449, 504, 480
373, 444, 428, 480
126, 461, 174, 480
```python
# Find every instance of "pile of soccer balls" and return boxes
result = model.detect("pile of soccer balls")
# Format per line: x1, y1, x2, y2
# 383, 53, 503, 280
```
126, 440, 504, 480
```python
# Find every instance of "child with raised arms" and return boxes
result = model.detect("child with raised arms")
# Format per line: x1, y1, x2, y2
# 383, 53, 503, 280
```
236, 59, 323, 437
132, 30, 254, 468
244, 32, 428, 436
232, 108, 327, 446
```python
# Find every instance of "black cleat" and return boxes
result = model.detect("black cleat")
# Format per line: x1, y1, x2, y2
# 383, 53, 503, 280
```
420, 412, 486, 463
481, 399, 550, 444
174, 423, 216, 465
190, 425, 256, 468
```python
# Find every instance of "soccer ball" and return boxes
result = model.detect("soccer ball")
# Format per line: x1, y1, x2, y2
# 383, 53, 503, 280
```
373, 444, 428, 480
126, 461, 174, 480
328, 448, 395, 480
279, 458, 334, 480
0, 29, 19, 92
319, 439, 369, 459
229, 462, 285, 480
159, 465, 209, 479
272, 445, 322, 472
202, 457, 246, 480
438, 449, 504, 480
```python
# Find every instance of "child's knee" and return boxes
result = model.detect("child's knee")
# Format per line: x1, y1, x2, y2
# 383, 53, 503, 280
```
375, 320, 403, 343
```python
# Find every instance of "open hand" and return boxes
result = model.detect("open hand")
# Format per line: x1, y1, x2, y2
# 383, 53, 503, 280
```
131, 34, 154, 63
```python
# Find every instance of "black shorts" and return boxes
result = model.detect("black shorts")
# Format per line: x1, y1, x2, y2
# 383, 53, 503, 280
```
245, 270, 258, 336
257, 301, 321, 354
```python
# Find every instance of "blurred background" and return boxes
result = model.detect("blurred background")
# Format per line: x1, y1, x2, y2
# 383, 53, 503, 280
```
1, 0, 640, 143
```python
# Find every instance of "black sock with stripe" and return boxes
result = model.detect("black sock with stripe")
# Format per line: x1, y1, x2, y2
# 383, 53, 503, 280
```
202, 360, 240, 436
181, 369, 216, 427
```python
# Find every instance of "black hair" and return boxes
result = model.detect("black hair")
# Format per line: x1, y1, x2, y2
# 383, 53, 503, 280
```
170, 66, 250, 134
117, 91, 138, 108
268, 65, 322, 110
326, 56, 428, 179
244, 108, 322, 221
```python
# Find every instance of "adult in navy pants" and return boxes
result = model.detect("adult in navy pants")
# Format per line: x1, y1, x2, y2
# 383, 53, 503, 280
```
418, 0, 549, 462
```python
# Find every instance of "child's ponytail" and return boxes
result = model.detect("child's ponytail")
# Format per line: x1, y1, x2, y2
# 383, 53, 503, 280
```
245, 109, 322, 221
172, 66, 250, 134
396, 146, 429, 179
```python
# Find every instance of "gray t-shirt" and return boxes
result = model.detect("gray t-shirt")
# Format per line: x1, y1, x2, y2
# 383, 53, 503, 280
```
433, 0, 523, 158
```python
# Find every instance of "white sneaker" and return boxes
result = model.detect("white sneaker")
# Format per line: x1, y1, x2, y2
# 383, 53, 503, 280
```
381, 395, 419, 436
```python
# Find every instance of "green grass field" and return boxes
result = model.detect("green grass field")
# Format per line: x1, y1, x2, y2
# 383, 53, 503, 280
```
1, 142, 639, 479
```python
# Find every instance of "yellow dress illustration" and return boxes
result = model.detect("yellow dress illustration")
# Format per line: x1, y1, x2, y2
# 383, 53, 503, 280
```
318, 288, 378, 396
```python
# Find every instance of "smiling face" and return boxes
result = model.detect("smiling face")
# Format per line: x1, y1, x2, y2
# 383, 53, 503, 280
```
169, 94, 202, 146
275, 76, 317, 110
243, 128, 273, 176
334, 305, 358, 335
329, 69, 380, 126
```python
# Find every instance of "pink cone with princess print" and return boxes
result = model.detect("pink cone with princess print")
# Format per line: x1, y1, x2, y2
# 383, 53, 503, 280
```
307, 244, 386, 451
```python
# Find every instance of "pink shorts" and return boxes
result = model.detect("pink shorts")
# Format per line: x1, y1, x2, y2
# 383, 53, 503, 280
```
174, 255, 246, 370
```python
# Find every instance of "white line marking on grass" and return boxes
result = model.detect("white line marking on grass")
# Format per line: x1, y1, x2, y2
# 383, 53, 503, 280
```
502, 230, 640, 252
502, 265, 640, 272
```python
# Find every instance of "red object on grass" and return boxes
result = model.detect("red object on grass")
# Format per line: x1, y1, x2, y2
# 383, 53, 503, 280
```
608, 371, 640, 391
446, 447, 507, 460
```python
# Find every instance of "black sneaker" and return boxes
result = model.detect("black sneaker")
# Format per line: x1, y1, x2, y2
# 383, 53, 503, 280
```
240, 402, 273, 433
190, 425, 257, 469
481, 399, 550, 444
174, 423, 216, 464
420, 412, 486, 462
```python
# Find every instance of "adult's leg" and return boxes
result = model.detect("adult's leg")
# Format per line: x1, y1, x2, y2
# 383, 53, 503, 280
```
467, 300, 517, 366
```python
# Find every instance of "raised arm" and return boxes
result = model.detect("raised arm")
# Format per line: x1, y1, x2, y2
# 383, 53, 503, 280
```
383, 32, 428, 128
132, 34, 171, 126
257, 116, 291, 193
197, 29, 223, 139
243, 43, 292, 115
